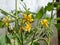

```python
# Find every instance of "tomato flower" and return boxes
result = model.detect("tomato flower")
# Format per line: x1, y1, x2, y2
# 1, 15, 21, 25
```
21, 22, 31, 32
41, 19, 48, 27
2, 16, 11, 26
23, 14, 33, 23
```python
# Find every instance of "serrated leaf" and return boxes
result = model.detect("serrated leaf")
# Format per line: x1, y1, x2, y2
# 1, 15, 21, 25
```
54, 2, 60, 10
45, 3, 53, 11
36, 7, 45, 19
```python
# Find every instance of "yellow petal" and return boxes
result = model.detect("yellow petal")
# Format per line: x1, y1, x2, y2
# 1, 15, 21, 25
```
41, 19, 48, 27
28, 14, 32, 19
30, 19, 33, 22
23, 14, 27, 19
24, 22, 31, 31
5, 23, 8, 26
8, 17, 11, 22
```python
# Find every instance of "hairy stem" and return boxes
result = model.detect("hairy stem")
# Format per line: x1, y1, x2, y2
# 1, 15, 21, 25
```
31, 32, 35, 45
51, 0, 54, 19
21, 30, 23, 45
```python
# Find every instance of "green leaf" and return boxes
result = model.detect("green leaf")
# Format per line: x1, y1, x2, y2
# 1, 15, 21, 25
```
36, 7, 45, 19
55, 17, 60, 20
0, 9, 16, 18
45, 3, 53, 11
54, 2, 60, 10
5, 35, 11, 44
57, 5, 60, 10
0, 9, 13, 17
0, 9, 9, 15
55, 23, 60, 30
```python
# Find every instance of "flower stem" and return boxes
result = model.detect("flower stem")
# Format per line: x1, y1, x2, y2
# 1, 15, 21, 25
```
15, 0, 19, 32
48, 0, 54, 45
48, 33, 50, 45
51, 0, 54, 19
21, 30, 23, 45
15, 0, 17, 16
31, 31, 35, 45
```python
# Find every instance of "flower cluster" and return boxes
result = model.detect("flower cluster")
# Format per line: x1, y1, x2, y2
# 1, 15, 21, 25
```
0, 0, 56, 45
21, 13, 33, 32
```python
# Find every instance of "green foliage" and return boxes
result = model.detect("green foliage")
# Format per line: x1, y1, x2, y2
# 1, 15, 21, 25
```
0, 9, 16, 18
0, 9, 10, 15
6, 35, 11, 44
46, 2, 60, 10
0, 0, 59, 45
55, 23, 60, 30
55, 17, 60, 20
0, 21, 3, 28
36, 7, 45, 19
15, 38, 18, 45
45, 3, 53, 11
54, 2, 60, 10
56, 4, 60, 10
13, 10, 23, 15
33, 41, 40, 45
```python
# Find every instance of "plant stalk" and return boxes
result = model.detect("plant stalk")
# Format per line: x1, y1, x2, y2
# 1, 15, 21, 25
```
21, 30, 23, 45
15, 0, 17, 16
48, 33, 50, 45
48, 0, 54, 45
15, 0, 19, 32
31, 31, 35, 45
51, 0, 54, 19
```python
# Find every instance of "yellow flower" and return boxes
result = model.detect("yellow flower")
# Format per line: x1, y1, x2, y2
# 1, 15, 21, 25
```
25, 23, 31, 31
21, 22, 31, 32
2, 16, 11, 23
5, 22, 9, 27
2, 16, 11, 26
7, 17, 11, 22
23, 14, 33, 23
41, 19, 48, 27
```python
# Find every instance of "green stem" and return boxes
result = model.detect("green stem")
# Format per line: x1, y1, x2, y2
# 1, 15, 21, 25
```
15, 0, 17, 16
28, 38, 48, 45
48, 33, 50, 45
51, 0, 54, 19
49, 0, 54, 45
21, 30, 23, 45
31, 31, 36, 45
15, 0, 19, 32
48, 0, 54, 45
